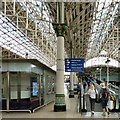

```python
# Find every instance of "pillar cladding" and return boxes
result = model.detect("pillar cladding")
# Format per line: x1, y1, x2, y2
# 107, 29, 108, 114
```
69, 41, 74, 98
56, 37, 64, 93
54, 36, 66, 112
69, 72, 74, 98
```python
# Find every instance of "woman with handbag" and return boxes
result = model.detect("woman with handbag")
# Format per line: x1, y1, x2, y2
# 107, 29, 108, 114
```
85, 84, 96, 115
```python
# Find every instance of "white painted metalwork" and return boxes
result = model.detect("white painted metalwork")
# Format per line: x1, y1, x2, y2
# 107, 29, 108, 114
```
0, 1, 119, 67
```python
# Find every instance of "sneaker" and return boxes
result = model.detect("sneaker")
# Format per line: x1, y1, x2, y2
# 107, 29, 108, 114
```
102, 113, 106, 116
107, 112, 110, 115
91, 111, 94, 114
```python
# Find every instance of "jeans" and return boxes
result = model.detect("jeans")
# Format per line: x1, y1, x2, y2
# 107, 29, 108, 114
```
89, 97, 95, 111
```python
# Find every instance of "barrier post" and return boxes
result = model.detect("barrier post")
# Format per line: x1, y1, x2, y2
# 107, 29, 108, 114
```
118, 85, 120, 112
81, 80, 87, 112
79, 87, 81, 112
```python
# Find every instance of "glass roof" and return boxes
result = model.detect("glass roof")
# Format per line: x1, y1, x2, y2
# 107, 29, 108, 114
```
0, 0, 119, 68
0, 14, 52, 66
17, 0, 56, 45
87, 0, 119, 57
0, 1, 57, 67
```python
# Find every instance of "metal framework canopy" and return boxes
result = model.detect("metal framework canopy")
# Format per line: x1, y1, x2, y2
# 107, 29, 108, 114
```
0, 0, 120, 68
47, 1, 120, 65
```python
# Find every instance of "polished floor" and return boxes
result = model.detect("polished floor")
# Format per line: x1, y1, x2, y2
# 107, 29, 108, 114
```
1, 94, 120, 119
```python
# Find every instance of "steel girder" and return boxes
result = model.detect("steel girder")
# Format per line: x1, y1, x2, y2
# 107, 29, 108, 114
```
0, 1, 120, 67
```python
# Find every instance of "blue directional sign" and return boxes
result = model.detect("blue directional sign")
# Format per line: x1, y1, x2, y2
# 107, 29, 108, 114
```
65, 58, 84, 72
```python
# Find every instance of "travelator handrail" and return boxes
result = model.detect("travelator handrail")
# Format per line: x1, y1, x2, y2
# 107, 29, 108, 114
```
94, 78, 119, 90
109, 84, 119, 90
91, 80, 119, 96
108, 83, 119, 94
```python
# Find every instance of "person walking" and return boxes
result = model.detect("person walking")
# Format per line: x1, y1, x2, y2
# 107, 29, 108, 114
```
99, 82, 110, 116
87, 76, 91, 88
82, 79, 87, 93
85, 84, 96, 115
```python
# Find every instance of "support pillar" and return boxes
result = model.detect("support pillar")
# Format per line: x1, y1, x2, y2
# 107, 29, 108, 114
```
6, 72, 10, 112
69, 41, 74, 98
107, 64, 109, 87
105, 58, 110, 87
73, 73, 78, 84
69, 72, 74, 98
53, 2, 67, 112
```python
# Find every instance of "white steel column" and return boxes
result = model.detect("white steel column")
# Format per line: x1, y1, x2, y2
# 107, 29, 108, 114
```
54, 2, 66, 112
69, 41, 74, 98
56, 36, 64, 94
73, 73, 77, 84
105, 58, 110, 87
69, 72, 74, 97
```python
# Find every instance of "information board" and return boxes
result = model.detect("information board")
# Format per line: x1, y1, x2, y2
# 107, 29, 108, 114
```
65, 58, 84, 72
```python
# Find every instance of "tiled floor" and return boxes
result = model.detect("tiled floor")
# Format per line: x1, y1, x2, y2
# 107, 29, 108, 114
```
1, 95, 120, 119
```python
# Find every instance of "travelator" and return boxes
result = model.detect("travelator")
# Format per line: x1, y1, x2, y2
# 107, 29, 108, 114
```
77, 80, 120, 113
77, 81, 103, 112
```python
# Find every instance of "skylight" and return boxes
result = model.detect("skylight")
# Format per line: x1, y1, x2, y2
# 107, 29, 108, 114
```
0, 14, 52, 66
87, 0, 119, 60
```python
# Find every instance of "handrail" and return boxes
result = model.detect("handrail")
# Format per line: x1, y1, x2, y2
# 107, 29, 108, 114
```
94, 78, 119, 92
108, 83, 119, 90
91, 80, 118, 96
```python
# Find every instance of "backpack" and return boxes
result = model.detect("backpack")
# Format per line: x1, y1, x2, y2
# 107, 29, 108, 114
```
102, 88, 109, 98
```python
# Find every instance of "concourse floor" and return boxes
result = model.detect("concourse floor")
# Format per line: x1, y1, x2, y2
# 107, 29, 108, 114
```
1, 94, 120, 119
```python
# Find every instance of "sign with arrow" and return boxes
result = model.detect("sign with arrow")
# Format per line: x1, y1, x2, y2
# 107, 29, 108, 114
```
65, 58, 84, 72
